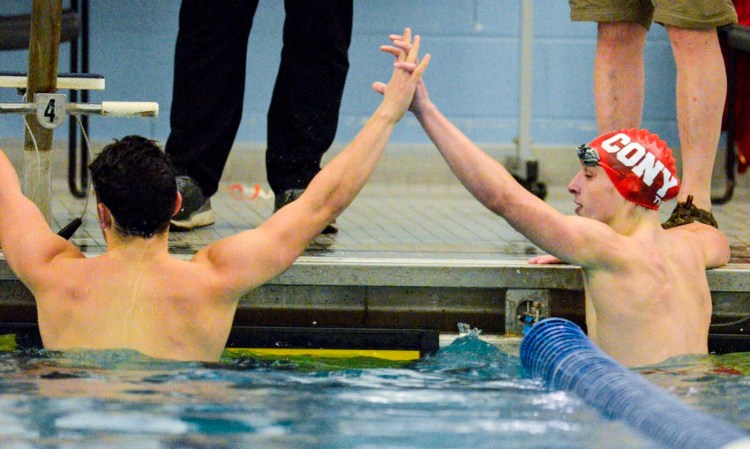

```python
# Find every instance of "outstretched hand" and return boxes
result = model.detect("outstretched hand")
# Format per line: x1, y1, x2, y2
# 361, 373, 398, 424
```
372, 28, 431, 116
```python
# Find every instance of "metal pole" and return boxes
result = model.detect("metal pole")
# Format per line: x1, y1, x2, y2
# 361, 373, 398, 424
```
23, 0, 62, 223
68, 0, 81, 197
516, 0, 534, 175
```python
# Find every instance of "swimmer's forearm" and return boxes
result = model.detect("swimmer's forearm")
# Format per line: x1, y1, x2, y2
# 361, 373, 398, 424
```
414, 102, 521, 212
306, 37, 426, 217
208, 106, 399, 292
306, 106, 397, 216
413, 102, 595, 264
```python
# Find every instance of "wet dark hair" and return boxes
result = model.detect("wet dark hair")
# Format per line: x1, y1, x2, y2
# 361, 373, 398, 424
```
89, 135, 177, 238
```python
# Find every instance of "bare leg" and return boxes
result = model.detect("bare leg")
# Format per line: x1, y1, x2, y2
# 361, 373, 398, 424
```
667, 26, 726, 210
594, 22, 648, 134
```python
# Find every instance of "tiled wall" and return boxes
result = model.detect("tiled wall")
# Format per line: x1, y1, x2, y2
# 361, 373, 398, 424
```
0, 0, 679, 149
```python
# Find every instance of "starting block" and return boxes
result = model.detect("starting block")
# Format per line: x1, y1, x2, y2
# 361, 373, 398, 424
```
2, 2, 159, 227
0, 71, 158, 129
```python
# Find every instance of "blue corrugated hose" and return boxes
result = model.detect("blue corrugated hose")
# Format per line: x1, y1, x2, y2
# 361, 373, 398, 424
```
520, 318, 750, 449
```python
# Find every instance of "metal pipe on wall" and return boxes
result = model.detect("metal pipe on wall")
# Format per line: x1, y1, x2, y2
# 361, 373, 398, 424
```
516, 0, 534, 175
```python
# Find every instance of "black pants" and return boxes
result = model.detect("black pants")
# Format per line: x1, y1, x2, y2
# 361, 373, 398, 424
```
165, 0, 352, 197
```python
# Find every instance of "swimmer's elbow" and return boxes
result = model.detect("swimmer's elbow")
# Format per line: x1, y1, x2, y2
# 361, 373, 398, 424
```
312, 197, 343, 227
305, 180, 349, 220
481, 189, 513, 216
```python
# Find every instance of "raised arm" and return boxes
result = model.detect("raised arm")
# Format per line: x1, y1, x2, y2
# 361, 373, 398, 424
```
195, 29, 431, 296
375, 38, 624, 267
0, 149, 82, 289
416, 98, 627, 266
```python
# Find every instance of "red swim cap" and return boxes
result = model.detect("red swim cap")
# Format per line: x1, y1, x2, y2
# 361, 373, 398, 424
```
577, 129, 680, 210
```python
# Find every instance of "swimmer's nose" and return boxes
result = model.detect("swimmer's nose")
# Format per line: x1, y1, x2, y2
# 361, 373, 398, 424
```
568, 173, 581, 195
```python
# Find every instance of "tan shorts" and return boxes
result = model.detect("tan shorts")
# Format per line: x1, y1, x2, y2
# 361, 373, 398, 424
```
569, 0, 737, 30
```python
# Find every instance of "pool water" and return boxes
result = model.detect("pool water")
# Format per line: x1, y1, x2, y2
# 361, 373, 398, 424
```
0, 332, 748, 449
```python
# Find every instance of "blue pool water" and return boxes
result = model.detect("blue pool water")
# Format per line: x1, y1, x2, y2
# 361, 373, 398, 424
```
0, 332, 748, 448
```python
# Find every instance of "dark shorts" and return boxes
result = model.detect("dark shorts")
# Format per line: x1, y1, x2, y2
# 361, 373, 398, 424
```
569, 0, 737, 29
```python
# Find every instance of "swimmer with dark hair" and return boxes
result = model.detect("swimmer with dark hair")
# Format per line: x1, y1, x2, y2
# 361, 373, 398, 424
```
0, 29, 429, 362
377, 33, 729, 367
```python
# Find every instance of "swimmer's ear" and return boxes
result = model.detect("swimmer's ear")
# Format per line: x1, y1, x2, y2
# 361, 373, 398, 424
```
97, 203, 112, 230
173, 191, 183, 217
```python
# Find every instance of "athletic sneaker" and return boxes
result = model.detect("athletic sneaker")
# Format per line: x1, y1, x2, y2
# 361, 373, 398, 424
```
662, 195, 718, 229
170, 175, 216, 231
274, 188, 339, 234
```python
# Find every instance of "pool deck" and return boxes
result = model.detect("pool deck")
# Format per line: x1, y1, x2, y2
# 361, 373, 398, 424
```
1, 152, 749, 348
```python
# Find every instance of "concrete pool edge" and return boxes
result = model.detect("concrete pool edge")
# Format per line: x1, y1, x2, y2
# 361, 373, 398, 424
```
1, 253, 748, 349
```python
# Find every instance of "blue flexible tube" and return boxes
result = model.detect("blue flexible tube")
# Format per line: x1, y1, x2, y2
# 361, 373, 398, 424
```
520, 318, 750, 449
